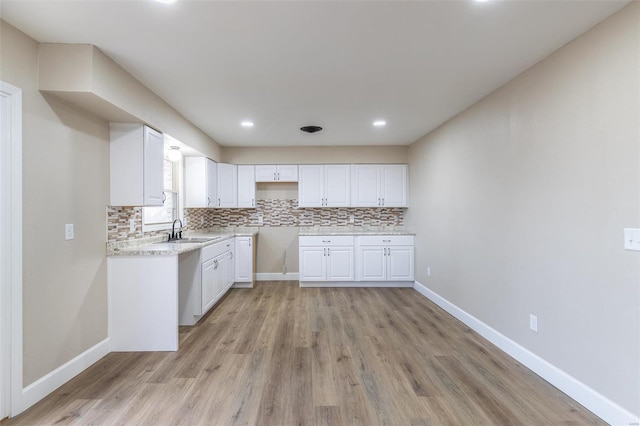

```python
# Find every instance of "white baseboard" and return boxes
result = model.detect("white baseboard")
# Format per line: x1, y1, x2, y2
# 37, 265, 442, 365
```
232, 282, 253, 288
300, 281, 414, 288
18, 338, 110, 415
413, 281, 639, 426
256, 273, 299, 281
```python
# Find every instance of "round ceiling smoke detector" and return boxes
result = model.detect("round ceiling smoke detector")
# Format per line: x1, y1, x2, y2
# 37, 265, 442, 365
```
300, 125, 323, 133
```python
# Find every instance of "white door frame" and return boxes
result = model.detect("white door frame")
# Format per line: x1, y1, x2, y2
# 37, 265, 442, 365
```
0, 81, 24, 418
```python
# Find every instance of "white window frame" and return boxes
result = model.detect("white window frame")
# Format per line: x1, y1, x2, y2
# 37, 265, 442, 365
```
142, 157, 184, 232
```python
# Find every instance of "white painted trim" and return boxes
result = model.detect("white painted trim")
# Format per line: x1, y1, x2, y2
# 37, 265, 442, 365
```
256, 272, 299, 281
18, 338, 110, 414
232, 282, 253, 288
413, 281, 640, 426
0, 81, 22, 419
300, 281, 414, 288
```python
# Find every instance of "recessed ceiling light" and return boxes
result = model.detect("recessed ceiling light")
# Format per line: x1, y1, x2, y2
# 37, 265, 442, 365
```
373, 120, 386, 127
241, 121, 254, 128
156, 0, 177, 4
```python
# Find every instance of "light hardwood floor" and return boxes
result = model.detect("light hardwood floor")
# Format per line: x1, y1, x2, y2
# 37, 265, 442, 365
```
7, 281, 604, 425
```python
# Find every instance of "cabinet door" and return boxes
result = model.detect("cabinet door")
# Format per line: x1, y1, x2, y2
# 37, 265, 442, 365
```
326, 247, 354, 281
381, 165, 407, 207
276, 165, 299, 182
235, 237, 253, 282
142, 125, 165, 206
213, 254, 227, 299
299, 247, 326, 281
255, 165, 277, 182
217, 163, 238, 207
237, 165, 256, 208
201, 258, 217, 313
224, 251, 235, 291
324, 165, 350, 207
206, 159, 217, 207
357, 246, 386, 281
351, 165, 381, 207
298, 165, 324, 207
185, 157, 206, 208
387, 246, 414, 281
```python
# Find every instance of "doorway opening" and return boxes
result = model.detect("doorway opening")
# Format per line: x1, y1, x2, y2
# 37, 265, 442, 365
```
1, 81, 23, 419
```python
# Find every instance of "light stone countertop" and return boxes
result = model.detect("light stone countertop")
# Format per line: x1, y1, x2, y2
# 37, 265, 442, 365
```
298, 226, 415, 236
107, 227, 259, 257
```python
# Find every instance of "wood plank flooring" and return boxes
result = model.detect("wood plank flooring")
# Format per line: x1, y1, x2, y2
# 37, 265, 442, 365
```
7, 282, 604, 425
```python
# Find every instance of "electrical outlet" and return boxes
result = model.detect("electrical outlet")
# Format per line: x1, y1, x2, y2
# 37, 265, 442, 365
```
427, 267, 431, 277
200, 217, 204, 225
349, 215, 355, 223
530, 314, 538, 332
65, 224, 74, 240
257, 214, 263, 226
129, 219, 136, 233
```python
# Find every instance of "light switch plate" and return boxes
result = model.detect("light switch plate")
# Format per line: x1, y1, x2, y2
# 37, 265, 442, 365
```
65, 224, 74, 240
529, 314, 538, 332
624, 228, 640, 251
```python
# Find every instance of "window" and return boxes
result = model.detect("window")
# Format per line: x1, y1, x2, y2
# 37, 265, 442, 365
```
143, 158, 179, 231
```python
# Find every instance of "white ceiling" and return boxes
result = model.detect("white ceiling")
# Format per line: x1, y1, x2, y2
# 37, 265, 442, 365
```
0, 0, 629, 147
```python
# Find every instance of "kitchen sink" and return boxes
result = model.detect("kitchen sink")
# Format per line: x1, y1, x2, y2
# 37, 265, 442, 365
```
155, 237, 220, 244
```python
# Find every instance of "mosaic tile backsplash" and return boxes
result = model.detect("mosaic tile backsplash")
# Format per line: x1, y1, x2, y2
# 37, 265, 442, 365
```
107, 200, 404, 243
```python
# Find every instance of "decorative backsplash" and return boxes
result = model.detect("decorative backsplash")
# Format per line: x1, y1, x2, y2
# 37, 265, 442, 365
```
185, 199, 404, 229
107, 200, 404, 243
107, 206, 168, 243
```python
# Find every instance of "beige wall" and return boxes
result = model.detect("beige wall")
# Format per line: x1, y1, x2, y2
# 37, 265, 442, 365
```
1, 22, 110, 385
225, 147, 408, 274
222, 145, 408, 164
405, 3, 640, 416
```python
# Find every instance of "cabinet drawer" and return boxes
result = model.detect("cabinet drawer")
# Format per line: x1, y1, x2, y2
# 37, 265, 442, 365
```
357, 235, 414, 246
299, 235, 354, 246
201, 238, 233, 261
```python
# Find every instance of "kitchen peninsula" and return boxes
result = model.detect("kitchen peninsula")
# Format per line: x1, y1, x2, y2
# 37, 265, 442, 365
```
107, 228, 258, 352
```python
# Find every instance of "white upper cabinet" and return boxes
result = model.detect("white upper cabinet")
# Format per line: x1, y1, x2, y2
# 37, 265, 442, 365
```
255, 164, 298, 182
381, 164, 408, 207
237, 165, 256, 208
351, 164, 407, 207
110, 123, 164, 206
185, 157, 217, 208
216, 163, 238, 208
298, 164, 350, 207
298, 165, 324, 207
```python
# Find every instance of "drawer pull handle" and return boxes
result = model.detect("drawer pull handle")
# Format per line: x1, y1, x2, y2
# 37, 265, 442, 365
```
383, 240, 391, 243
322, 240, 331, 243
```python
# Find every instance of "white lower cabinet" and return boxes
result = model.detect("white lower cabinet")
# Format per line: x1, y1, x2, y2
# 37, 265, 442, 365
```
299, 236, 354, 282
179, 238, 234, 326
356, 235, 414, 282
234, 236, 255, 287
299, 234, 414, 286
109, 255, 179, 352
